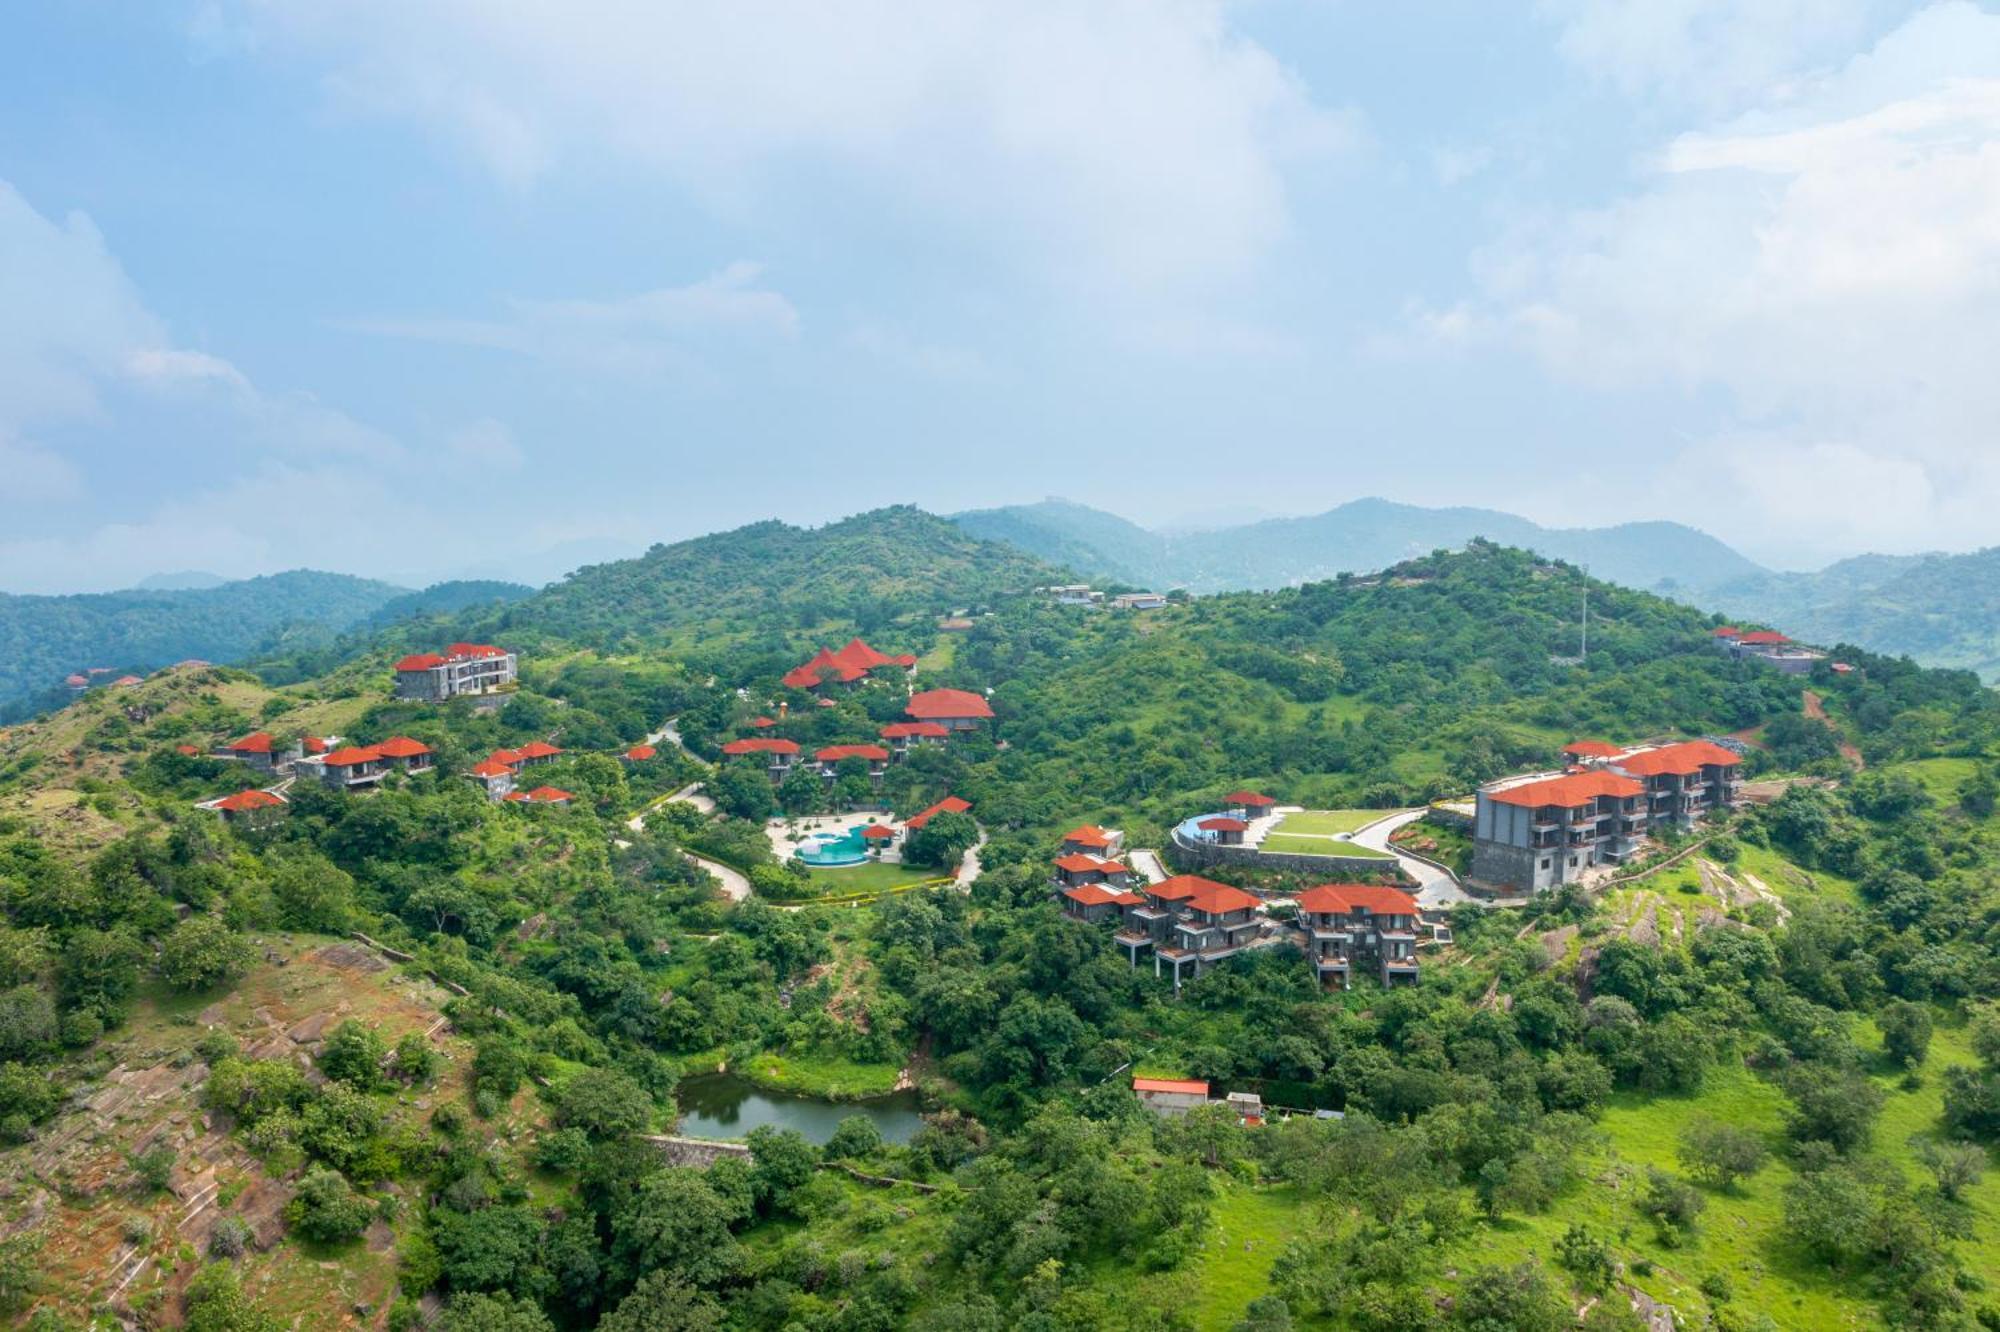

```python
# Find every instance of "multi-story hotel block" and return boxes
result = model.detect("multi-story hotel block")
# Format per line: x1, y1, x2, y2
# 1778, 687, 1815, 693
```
1113, 875, 1266, 990
1294, 884, 1421, 988
1472, 739, 1743, 892
394, 643, 518, 702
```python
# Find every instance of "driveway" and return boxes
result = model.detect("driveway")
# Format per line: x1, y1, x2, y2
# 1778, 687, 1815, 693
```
626, 784, 746, 902
1125, 847, 1169, 885
1349, 809, 1476, 910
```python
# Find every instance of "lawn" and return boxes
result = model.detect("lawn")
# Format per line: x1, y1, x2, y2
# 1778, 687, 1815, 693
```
739, 1049, 903, 1099
1885, 757, 1985, 813
1260, 832, 1392, 859
1271, 808, 1395, 837
806, 861, 949, 894
1090, 1181, 1313, 1329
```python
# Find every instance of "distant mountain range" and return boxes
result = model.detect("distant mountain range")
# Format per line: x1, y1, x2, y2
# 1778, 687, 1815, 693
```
0, 573, 533, 720
950, 497, 2000, 681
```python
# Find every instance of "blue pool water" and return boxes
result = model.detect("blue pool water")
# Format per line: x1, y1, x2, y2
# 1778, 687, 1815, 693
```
1176, 812, 1230, 843
794, 826, 871, 867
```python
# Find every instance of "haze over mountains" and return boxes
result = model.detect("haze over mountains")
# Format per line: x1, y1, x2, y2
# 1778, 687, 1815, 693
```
950, 498, 2000, 681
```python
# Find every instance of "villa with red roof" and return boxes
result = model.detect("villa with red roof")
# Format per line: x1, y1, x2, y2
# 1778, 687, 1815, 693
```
1196, 815, 1248, 846
879, 720, 950, 756
720, 736, 801, 782
1473, 739, 1744, 891
1223, 790, 1278, 818
216, 730, 283, 772
509, 786, 574, 807
207, 788, 288, 827
393, 642, 518, 702
1295, 884, 1421, 988
1113, 874, 1267, 989
782, 638, 918, 692
905, 688, 993, 732
1053, 851, 1134, 890
1132, 1076, 1211, 1116
904, 794, 971, 831
622, 744, 658, 763
1060, 824, 1124, 857
815, 743, 891, 786
1059, 881, 1145, 924
1711, 625, 1827, 675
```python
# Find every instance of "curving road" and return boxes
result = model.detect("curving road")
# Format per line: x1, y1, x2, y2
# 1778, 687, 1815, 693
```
625, 782, 747, 902
1348, 809, 1474, 909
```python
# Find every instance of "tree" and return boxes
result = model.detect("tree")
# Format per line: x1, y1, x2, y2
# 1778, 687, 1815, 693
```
1916, 1137, 1985, 1201
747, 1126, 818, 1213
392, 1032, 438, 1084
1878, 1000, 1933, 1069
777, 768, 823, 817
598, 1273, 726, 1332
822, 1114, 883, 1161
553, 1067, 654, 1139
904, 810, 978, 870
1452, 1262, 1570, 1332
267, 852, 355, 933
1554, 1224, 1613, 1294
610, 1169, 742, 1289
437, 1293, 554, 1332
1233, 1295, 1293, 1332
284, 1167, 372, 1243
57, 928, 144, 1016
1942, 1064, 2000, 1140
1677, 1118, 1768, 1191
1637, 1167, 1704, 1246
183, 1262, 280, 1332
1784, 1166, 1877, 1268
1784, 1063, 1882, 1153
434, 1205, 543, 1294
709, 763, 774, 821
316, 1021, 386, 1090
158, 916, 254, 992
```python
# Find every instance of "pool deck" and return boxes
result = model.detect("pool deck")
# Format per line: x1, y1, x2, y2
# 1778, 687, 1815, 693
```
766, 811, 904, 864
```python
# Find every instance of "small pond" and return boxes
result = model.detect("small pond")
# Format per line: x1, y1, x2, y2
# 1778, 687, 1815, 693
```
674, 1073, 924, 1145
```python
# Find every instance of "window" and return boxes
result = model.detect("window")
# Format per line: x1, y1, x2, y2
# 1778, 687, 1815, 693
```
1539, 858, 1550, 869
1568, 856, 1577, 867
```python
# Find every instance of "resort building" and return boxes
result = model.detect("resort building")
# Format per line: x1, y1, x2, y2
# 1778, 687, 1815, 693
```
1196, 815, 1247, 846
1711, 626, 1827, 675
879, 720, 950, 756
782, 638, 918, 692
1223, 790, 1279, 820
468, 757, 517, 799
1044, 584, 1103, 606
1060, 881, 1144, 923
207, 789, 287, 828
1053, 853, 1134, 890
393, 643, 518, 702
216, 731, 285, 773
622, 744, 658, 763
721, 736, 801, 781
905, 794, 972, 831
1110, 592, 1168, 610
1060, 824, 1125, 857
815, 743, 891, 784
304, 746, 390, 790
905, 688, 994, 731
1133, 1077, 1209, 1117
371, 736, 436, 774
1472, 739, 1744, 892
1114, 875, 1266, 990
506, 785, 575, 807
1293, 884, 1421, 988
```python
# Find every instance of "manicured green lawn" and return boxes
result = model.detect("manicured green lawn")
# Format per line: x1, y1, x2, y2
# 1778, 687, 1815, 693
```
739, 1049, 903, 1099
1271, 808, 1394, 837
806, 861, 949, 894
1260, 832, 1392, 858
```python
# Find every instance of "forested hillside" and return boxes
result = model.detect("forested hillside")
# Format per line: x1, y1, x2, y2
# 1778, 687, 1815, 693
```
0, 518, 1996, 1331
0, 572, 411, 720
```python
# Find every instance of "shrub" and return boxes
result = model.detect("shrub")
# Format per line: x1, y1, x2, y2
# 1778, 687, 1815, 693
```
284, 1168, 372, 1244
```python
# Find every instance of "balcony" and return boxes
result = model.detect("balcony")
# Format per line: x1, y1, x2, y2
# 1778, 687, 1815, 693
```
1114, 929, 1154, 950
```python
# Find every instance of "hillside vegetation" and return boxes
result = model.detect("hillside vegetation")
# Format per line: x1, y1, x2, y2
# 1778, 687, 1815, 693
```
0, 513, 1996, 1330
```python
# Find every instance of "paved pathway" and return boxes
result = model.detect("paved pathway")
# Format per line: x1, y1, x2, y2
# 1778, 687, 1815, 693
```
954, 833, 986, 889
1349, 809, 1475, 910
1126, 847, 1169, 885
626, 784, 747, 901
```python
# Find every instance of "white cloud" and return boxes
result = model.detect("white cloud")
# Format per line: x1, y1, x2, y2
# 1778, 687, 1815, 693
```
0, 432, 83, 505
443, 418, 526, 470
1446, 2, 2000, 559
349, 263, 798, 377
1540, 0, 1903, 112
206, 1, 1355, 300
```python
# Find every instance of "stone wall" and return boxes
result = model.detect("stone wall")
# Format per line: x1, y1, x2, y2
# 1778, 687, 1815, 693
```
640, 1135, 755, 1168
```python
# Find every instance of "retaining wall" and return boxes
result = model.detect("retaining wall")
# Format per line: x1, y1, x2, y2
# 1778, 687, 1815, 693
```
1169, 830, 1406, 880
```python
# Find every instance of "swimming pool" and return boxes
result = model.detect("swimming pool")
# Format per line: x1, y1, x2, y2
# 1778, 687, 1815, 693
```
794, 826, 871, 867
1175, 813, 1230, 844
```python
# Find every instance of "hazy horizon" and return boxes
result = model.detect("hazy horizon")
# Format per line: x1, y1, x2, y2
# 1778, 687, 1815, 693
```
6, 3, 2000, 592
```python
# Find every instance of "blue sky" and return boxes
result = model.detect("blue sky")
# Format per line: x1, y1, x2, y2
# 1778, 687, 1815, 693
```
3, 1, 1997, 591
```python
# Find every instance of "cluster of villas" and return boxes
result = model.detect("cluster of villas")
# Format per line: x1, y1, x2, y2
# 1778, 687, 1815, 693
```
1051, 824, 1421, 990
1471, 737, 1744, 892
198, 727, 583, 822
717, 687, 994, 789
1709, 626, 1842, 676
1041, 584, 1170, 611
393, 642, 519, 701
781, 638, 917, 692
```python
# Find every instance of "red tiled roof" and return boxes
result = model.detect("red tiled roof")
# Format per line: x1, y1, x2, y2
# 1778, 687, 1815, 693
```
1296, 883, 1418, 916
303, 736, 330, 755
722, 737, 801, 756
1562, 739, 1622, 758
1710, 626, 1740, 638
749, 716, 778, 729
1831, 662, 1853, 674
905, 795, 971, 830
1133, 1077, 1208, 1096
817, 744, 890, 763
1613, 740, 1742, 776
880, 721, 950, 739
1223, 790, 1276, 807
1062, 883, 1128, 907
1488, 770, 1644, 808
64, 673, 87, 687
1062, 825, 1115, 848
860, 824, 897, 840
175, 744, 200, 756
522, 786, 573, 803
446, 642, 508, 660
227, 731, 275, 754
503, 791, 529, 802
832, 637, 893, 671
215, 789, 285, 812
113, 675, 143, 687
320, 746, 383, 768
470, 759, 515, 778
1149, 875, 1259, 914
906, 688, 992, 720
1197, 816, 1247, 832
1737, 630, 1789, 645
1054, 852, 1109, 873
488, 747, 524, 767
373, 736, 432, 759
624, 744, 658, 761
516, 740, 563, 759
395, 653, 447, 671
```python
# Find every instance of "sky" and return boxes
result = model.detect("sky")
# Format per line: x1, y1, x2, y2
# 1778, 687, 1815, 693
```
4, 1, 2000, 592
